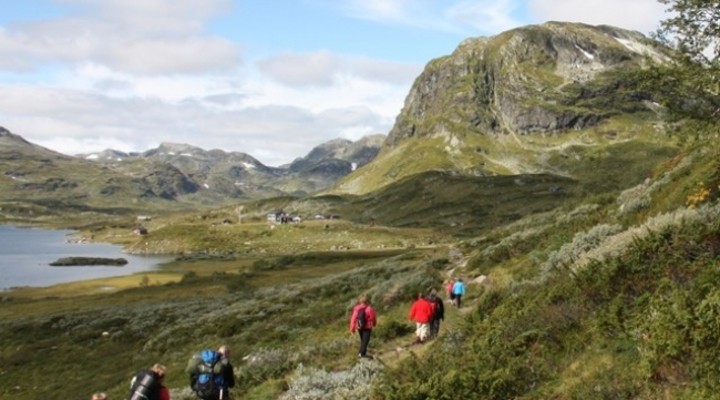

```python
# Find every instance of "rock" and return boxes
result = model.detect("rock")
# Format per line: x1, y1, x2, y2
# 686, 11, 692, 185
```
49, 257, 128, 266
472, 275, 489, 286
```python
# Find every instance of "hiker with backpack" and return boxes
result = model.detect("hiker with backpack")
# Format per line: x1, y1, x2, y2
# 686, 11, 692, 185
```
452, 278, 466, 308
186, 347, 233, 399
446, 279, 456, 304
408, 292, 435, 344
217, 345, 236, 398
427, 288, 445, 339
129, 363, 169, 400
350, 294, 377, 358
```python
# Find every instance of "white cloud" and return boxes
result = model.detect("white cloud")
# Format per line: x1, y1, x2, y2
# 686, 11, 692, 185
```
0, 0, 241, 75
0, 81, 397, 166
58, 0, 233, 33
528, 0, 668, 33
348, 0, 416, 21
327, 0, 522, 35
446, 0, 522, 34
257, 51, 341, 87
257, 51, 420, 87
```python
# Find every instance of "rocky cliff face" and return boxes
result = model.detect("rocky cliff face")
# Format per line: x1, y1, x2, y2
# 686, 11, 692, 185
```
386, 22, 669, 146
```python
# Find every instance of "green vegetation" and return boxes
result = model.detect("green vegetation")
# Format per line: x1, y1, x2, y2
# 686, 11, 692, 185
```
2, 6, 720, 399
2, 130, 718, 399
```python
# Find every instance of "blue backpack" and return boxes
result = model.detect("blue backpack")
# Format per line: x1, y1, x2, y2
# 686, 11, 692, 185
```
193, 350, 225, 399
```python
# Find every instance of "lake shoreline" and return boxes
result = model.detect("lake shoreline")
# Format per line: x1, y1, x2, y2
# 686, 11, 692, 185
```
0, 225, 172, 292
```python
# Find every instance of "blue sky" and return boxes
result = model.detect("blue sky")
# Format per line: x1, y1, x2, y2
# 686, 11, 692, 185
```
0, 0, 669, 166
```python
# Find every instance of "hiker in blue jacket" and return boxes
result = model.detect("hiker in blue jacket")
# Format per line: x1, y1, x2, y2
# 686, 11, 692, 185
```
452, 278, 466, 308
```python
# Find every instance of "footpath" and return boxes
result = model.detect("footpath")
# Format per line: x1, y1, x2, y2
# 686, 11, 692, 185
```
372, 297, 475, 368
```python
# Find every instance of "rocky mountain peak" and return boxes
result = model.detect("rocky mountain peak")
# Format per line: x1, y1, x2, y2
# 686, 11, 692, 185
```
82, 149, 131, 162
289, 134, 385, 173
386, 22, 670, 146
147, 142, 205, 157
0, 126, 49, 154
0, 126, 28, 143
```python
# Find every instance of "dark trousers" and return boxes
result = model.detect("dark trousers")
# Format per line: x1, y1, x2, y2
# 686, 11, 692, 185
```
358, 329, 372, 356
454, 294, 462, 308
430, 319, 441, 338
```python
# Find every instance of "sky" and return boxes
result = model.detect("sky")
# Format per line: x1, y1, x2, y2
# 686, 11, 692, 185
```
0, 0, 670, 166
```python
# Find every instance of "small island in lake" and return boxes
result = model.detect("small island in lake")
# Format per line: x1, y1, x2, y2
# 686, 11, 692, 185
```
49, 257, 128, 266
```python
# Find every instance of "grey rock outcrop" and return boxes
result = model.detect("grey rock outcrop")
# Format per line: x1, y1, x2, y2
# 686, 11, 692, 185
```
386, 22, 670, 146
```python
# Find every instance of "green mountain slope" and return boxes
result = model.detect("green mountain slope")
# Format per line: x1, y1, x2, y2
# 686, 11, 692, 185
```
334, 22, 674, 195
0, 127, 187, 224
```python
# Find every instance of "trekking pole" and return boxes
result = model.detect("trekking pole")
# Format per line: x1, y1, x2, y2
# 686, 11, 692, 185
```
220, 387, 225, 400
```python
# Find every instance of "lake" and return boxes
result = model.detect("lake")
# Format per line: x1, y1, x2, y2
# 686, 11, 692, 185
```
0, 225, 170, 291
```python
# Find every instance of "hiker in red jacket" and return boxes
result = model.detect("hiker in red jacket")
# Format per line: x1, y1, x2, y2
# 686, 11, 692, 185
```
350, 295, 377, 358
408, 293, 435, 344
446, 279, 456, 304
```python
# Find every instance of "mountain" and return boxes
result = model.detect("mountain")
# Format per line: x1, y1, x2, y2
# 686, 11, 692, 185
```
0, 128, 385, 223
79, 135, 385, 200
0, 127, 182, 222
288, 134, 385, 172
333, 22, 674, 195
82, 149, 133, 162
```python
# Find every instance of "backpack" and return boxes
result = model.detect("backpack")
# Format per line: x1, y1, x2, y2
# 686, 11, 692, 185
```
192, 350, 225, 400
356, 306, 367, 330
129, 369, 159, 400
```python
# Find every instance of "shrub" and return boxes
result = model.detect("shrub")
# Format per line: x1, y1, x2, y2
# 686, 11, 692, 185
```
542, 223, 624, 276
279, 360, 384, 400
372, 319, 414, 341
235, 348, 296, 392
181, 271, 198, 283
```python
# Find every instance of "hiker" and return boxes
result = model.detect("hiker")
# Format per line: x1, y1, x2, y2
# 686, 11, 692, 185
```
350, 294, 377, 358
129, 363, 170, 400
452, 278, 466, 308
427, 288, 445, 339
217, 345, 236, 399
408, 293, 435, 344
446, 279, 456, 304
187, 347, 233, 399
91, 393, 108, 400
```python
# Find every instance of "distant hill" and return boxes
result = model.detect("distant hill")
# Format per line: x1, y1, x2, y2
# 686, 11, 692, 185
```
0, 126, 176, 221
